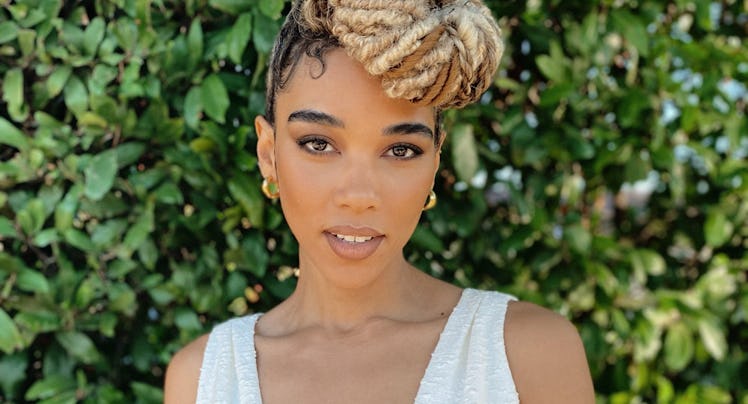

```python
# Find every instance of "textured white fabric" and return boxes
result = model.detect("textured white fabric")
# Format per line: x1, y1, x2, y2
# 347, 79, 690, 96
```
196, 288, 518, 403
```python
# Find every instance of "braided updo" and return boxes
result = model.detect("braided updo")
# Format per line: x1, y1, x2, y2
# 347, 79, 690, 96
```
264, 0, 503, 123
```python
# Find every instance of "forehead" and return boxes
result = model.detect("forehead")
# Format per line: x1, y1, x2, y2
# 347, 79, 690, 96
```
275, 48, 435, 127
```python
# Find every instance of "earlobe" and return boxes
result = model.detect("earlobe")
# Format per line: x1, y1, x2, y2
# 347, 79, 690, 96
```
255, 115, 276, 178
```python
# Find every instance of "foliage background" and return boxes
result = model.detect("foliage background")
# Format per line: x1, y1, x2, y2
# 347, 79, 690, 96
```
0, 0, 746, 402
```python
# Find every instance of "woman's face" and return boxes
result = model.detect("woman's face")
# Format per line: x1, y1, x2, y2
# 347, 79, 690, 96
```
256, 49, 441, 288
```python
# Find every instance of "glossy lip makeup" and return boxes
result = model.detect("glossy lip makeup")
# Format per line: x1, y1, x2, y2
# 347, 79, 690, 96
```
324, 226, 385, 261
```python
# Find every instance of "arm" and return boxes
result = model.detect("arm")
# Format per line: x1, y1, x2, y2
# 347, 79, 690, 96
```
163, 334, 209, 404
504, 301, 595, 403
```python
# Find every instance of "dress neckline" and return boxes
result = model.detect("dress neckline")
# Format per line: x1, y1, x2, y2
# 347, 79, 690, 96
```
246, 288, 477, 403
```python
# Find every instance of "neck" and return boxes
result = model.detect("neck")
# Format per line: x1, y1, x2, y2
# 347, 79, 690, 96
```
280, 251, 425, 333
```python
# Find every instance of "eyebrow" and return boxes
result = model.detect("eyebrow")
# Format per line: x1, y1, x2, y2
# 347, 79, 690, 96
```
287, 109, 433, 139
383, 123, 434, 140
287, 109, 344, 127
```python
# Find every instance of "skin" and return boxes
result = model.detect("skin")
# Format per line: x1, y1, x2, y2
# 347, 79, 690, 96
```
164, 49, 595, 403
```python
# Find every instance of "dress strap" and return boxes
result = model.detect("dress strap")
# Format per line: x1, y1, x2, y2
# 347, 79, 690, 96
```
414, 289, 519, 404
196, 313, 263, 404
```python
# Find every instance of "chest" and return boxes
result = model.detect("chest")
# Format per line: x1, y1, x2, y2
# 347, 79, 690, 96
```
254, 320, 446, 404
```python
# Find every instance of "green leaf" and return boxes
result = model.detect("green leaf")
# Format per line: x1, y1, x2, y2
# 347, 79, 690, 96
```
14, 311, 61, 333
3, 68, 26, 121
75, 276, 98, 308
138, 238, 158, 270
24, 375, 75, 401
410, 226, 445, 252
56, 331, 102, 364
113, 18, 138, 52
62, 229, 97, 252
539, 82, 574, 107
704, 210, 734, 247
63, 75, 88, 116
611, 10, 649, 56
174, 307, 202, 331
187, 18, 203, 68
37, 390, 77, 404
190, 137, 217, 155
536, 55, 564, 83
0, 216, 16, 238
55, 186, 81, 232
108, 283, 137, 316
123, 204, 155, 251
79, 112, 108, 128
252, 11, 280, 53
623, 153, 650, 183
0, 117, 30, 152
209, 0, 253, 14
47, 65, 73, 97
0, 308, 24, 354
17, 29, 36, 57
84, 150, 118, 201
242, 232, 269, 277
664, 322, 694, 372
227, 12, 253, 64
0, 252, 28, 273
114, 142, 146, 168
0, 353, 27, 399
33, 229, 59, 247
564, 224, 591, 255
451, 123, 478, 183
153, 182, 184, 205
17, 199, 47, 236
227, 175, 264, 227
91, 219, 128, 247
630, 249, 666, 276
259, 0, 285, 19
83, 17, 106, 56
697, 318, 727, 361
618, 89, 650, 129
184, 86, 203, 129
17, 269, 51, 295
130, 382, 164, 404
0, 21, 18, 44
201, 74, 229, 123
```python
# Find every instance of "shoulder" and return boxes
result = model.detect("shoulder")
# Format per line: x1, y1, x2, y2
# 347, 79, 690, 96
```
504, 301, 595, 403
164, 333, 210, 404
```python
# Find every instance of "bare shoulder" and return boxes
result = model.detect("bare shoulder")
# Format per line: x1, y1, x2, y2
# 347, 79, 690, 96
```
504, 301, 595, 403
164, 333, 209, 404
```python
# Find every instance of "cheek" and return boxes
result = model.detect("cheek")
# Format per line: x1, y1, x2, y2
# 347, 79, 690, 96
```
275, 154, 337, 201
378, 164, 434, 230
383, 170, 432, 205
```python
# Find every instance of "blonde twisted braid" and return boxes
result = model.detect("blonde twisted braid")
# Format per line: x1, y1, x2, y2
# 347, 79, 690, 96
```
298, 0, 503, 109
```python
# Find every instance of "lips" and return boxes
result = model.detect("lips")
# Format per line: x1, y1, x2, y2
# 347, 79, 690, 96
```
324, 226, 384, 260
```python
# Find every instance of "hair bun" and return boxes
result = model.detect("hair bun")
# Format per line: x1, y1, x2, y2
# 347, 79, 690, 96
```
328, 0, 503, 109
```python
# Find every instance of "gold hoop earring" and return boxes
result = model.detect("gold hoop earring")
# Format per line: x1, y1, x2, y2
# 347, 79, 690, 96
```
262, 178, 280, 199
423, 190, 437, 211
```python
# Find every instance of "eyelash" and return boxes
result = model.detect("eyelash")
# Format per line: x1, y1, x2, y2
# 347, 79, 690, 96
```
296, 137, 423, 160
385, 143, 423, 159
297, 136, 335, 154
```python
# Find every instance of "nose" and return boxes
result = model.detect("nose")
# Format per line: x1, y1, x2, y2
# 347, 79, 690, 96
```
332, 157, 381, 212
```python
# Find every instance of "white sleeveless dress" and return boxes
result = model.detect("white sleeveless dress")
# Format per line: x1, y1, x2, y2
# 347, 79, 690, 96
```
196, 288, 519, 403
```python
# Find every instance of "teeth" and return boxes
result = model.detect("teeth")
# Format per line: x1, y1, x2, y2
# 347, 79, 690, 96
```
334, 234, 374, 243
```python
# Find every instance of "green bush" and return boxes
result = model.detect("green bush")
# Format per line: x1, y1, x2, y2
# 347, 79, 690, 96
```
1, 0, 746, 402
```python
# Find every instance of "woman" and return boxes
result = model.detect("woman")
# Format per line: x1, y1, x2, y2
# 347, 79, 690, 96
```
165, 0, 595, 402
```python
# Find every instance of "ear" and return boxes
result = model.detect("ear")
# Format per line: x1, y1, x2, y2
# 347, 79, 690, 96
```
255, 115, 276, 178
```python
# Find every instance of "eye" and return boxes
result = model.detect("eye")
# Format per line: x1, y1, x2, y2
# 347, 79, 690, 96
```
298, 136, 335, 154
385, 144, 422, 159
